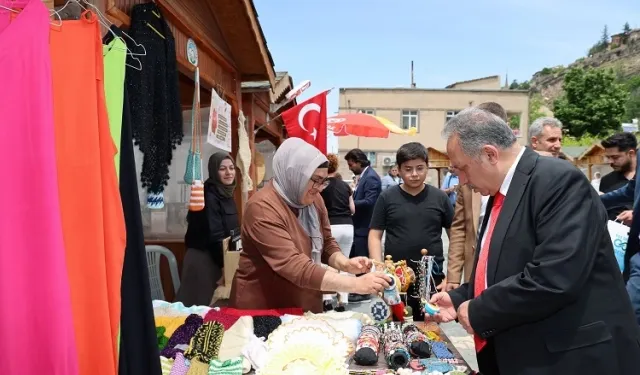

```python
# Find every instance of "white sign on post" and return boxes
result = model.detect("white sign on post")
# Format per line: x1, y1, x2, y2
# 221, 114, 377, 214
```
207, 89, 232, 152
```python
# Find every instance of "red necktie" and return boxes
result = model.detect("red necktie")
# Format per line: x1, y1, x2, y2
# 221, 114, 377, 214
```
473, 192, 505, 352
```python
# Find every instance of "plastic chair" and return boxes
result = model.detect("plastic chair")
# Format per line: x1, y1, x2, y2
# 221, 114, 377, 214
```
145, 245, 181, 301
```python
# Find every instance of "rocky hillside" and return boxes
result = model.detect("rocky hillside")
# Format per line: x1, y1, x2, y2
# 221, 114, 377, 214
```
529, 29, 640, 106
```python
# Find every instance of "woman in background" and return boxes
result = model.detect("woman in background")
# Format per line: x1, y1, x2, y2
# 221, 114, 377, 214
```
176, 152, 238, 306
320, 154, 355, 311
381, 164, 402, 190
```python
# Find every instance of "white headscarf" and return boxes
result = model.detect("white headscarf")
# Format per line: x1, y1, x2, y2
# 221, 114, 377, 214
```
272, 138, 328, 264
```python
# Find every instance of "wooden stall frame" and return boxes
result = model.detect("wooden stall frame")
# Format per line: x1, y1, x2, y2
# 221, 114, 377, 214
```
574, 143, 607, 180
427, 147, 451, 187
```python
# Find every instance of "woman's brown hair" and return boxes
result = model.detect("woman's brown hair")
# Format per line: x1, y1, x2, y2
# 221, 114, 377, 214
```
326, 153, 339, 174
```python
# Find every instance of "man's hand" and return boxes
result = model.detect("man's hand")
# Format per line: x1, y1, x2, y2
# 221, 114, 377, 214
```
445, 282, 459, 292
353, 272, 390, 294
457, 301, 474, 334
616, 210, 633, 226
342, 256, 372, 275
436, 278, 447, 291
428, 292, 457, 323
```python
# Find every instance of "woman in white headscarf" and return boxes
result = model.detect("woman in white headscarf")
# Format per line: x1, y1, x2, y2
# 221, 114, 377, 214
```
229, 138, 390, 313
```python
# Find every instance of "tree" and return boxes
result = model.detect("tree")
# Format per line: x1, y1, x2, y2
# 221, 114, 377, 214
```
601, 25, 610, 45
509, 80, 531, 90
529, 93, 547, 124
553, 67, 628, 138
622, 76, 640, 122
623, 22, 632, 34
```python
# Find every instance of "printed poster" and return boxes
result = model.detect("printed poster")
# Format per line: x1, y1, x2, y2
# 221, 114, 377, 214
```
207, 89, 232, 152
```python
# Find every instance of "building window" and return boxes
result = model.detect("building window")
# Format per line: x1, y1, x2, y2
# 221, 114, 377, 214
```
365, 151, 377, 166
401, 110, 419, 130
446, 110, 460, 121
357, 109, 375, 115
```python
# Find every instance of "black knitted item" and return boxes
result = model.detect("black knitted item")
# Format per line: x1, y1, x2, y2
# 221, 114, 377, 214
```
253, 316, 282, 339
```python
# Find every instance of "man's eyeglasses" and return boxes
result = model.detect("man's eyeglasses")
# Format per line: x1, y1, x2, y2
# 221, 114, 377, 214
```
310, 176, 330, 189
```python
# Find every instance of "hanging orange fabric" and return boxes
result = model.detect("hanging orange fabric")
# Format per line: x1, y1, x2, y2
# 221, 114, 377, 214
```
50, 12, 126, 375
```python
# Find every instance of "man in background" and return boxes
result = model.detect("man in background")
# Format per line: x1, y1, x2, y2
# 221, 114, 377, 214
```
528, 117, 563, 157
600, 132, 637, 222
441, 167, 459, 208
446, 102, 508, 291
345, 148, 381, 303
381, 164, 402, 190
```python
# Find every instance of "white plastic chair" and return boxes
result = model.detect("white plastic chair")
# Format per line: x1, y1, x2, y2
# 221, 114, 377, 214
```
145, 245, 181, 301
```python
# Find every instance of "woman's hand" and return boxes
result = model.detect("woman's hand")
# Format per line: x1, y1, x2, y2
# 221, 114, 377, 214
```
353, 272, 391, 294
342, 256, 372, 275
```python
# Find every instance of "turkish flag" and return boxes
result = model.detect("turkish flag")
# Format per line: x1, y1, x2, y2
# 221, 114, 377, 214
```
281, 91, 328, 154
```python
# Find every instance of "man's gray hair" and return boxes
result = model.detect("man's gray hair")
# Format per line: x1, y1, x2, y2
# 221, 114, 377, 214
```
528, 117, 562, 145
442, 107, 517, 158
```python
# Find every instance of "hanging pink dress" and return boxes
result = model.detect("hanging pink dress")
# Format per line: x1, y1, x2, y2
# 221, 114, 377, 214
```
0, 1, 79, 374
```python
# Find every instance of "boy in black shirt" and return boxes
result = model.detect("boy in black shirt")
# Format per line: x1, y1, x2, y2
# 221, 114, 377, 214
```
368, 142, 454, 321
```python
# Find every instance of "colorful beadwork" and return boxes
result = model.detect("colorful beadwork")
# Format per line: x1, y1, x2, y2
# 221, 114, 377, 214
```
370, 300, 390, 323
430, 341, 455, 359
353, 325, 382, 366
382, 323, 410, 370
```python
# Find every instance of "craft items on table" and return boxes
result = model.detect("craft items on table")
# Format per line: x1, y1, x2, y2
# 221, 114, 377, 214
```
217, 316, 253, 373
169, 352, 190, 375
204, 308, 242, 330
184, 321, 225, 363
253, 316, 282, 340
242, 334, 269, 371
161, 314, 204, 359
353, 325, 382, 366
430, 341, 455, 360
208, 357, 244, 375
382, 323, 411, 370
160, 356, 174, 375
157, 326, 170, 350
370, 298, 391, 323
280, 314, 363, 343
402, 324, 431, 358
372, 256, 415, 322
409, 358, 455, 374
411, 249, 441, 317
185, 359, 209, 375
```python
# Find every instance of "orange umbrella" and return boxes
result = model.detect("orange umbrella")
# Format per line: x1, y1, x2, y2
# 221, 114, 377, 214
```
328, 113, 416, 138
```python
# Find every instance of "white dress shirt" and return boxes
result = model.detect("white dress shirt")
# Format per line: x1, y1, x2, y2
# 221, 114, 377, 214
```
478, 146, 526, 288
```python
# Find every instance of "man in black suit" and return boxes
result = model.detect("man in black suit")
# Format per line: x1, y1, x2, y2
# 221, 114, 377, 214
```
430, 108, 640, 375
345, 149, 381, 303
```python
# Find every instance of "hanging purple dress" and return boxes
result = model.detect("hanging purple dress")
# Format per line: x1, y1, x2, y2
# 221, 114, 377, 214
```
0, 0, 78, 374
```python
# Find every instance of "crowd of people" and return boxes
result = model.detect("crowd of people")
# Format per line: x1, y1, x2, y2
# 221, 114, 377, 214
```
171, 100, 640, 374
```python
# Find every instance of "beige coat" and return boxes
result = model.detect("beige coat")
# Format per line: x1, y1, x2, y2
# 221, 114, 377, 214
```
447, 184, 481, 284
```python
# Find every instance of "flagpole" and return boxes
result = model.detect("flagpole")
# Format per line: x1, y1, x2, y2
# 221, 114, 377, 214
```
253, 87, 335, 134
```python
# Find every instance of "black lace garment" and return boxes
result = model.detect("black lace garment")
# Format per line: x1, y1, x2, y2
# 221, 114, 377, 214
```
126, 3, 183, 194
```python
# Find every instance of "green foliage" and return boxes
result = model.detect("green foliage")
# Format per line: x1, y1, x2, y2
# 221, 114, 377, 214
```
615, 74, 640, 123
553, 67, 628, 138
508, 114, 521, 130
623, 22, 632, 34
509, 80, 531, 90
529, 93, 547, 124
562, 134, 605, 147
588, 25, 611, 56
610, 43, 619, 49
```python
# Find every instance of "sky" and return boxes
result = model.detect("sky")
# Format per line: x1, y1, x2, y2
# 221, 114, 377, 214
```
253, 0, 640, 151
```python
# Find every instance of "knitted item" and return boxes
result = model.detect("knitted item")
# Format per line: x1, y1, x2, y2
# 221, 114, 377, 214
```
381, 274, 405, 322
242, 334, 269, 371
220, 307, 304, 317
353, 325, 381, 366
417, 358, 454, 373
184, 321, 225, 363
160, 356, 174, 375
209, 357, 244, 375
161, 314, 204, 359
382, 324, 410, 370
147, 191, 165, 209
155, 316, 189, 337
370, 300, 390, 323
185, 359, 209, 375
402, 324, 430, 358
169, 352, 190, 375
204, 308, 241, 329
253, 315, 281, 339
157, 326, 170, 350
430, 341, 455, 359
218, 316, 253, 373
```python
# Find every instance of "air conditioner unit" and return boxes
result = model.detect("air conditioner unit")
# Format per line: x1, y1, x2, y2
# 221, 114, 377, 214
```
383, 157, 395, 166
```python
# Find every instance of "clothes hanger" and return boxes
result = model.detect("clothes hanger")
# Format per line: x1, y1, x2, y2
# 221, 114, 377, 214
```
0, 0, 62, 26
80, 0, 146, 57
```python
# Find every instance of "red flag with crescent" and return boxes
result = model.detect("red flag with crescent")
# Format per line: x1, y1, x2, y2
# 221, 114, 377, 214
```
281, 91, 328, 154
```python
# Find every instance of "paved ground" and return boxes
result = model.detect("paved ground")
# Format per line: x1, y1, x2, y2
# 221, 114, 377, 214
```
345, 229, 479, 371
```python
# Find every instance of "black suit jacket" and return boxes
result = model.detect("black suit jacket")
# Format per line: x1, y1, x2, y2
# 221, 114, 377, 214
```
449, 147, 640, 375
352, 167, 381, 237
